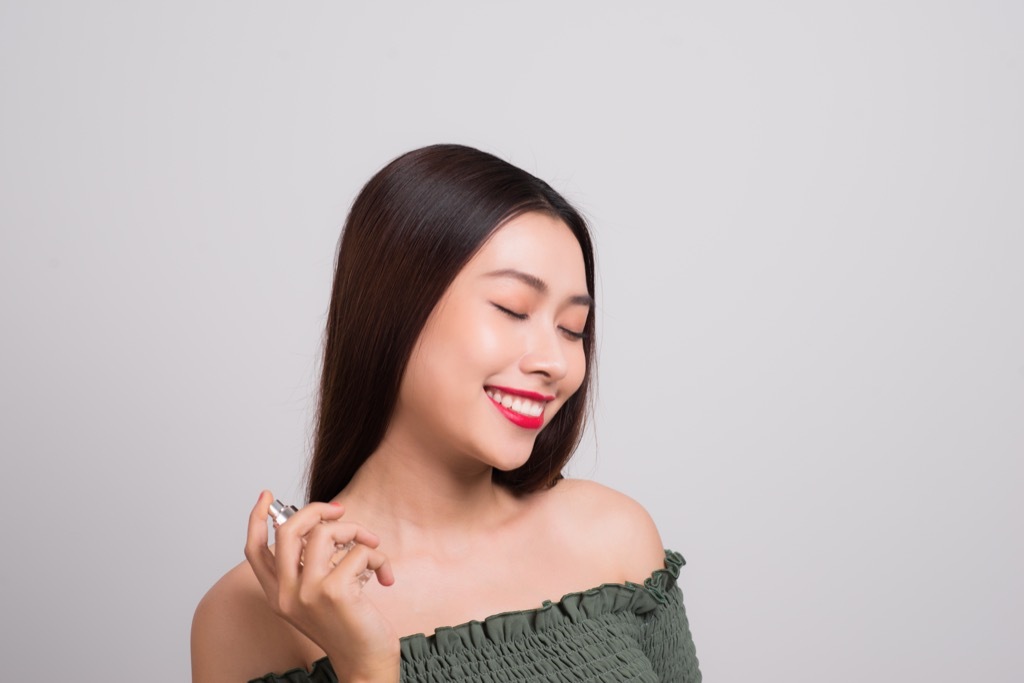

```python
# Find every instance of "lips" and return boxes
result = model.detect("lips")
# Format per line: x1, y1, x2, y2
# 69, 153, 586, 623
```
485, 385, 553, 430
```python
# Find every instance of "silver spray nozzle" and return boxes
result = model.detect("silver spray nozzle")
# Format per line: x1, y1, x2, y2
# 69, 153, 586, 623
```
269, 499, 298, 527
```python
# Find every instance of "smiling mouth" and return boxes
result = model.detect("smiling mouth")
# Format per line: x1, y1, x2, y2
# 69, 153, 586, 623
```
485, 387, 547, 418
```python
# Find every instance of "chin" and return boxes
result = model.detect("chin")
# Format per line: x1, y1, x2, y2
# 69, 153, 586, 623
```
482, 446, 535, 474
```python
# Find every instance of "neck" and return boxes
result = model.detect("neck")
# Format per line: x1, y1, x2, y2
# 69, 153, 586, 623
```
338, 432, 520, 557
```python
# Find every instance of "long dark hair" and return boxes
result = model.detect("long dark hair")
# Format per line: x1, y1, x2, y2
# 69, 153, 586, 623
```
306, 144, 596, 503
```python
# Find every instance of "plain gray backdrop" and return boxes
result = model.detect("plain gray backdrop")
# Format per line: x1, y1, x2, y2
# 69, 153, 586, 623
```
1, 1, 1021, 681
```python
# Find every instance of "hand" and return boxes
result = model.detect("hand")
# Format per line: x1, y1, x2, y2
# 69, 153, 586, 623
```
245, 490, 400, 683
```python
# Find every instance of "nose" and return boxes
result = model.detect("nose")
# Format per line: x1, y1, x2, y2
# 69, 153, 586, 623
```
518, 325, 569, 381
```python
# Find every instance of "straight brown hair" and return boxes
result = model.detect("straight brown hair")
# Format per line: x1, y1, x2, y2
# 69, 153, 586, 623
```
306, 144, 596, 503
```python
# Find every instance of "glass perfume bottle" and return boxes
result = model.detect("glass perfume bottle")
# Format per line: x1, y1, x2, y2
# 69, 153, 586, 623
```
268, 499, 372, 585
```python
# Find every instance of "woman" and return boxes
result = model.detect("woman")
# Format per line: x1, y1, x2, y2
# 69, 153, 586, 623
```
192, 144, 701, 682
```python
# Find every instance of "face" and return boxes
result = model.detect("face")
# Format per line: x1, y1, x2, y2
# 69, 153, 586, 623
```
388, 211, 591, 474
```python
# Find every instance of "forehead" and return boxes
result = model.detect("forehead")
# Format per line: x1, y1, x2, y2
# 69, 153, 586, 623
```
461, 212, 587, 288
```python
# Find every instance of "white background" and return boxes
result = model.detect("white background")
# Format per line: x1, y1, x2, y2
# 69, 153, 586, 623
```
1, 1, 1021, 681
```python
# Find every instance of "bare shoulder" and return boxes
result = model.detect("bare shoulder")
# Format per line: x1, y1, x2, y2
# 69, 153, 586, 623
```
191, 558, 314, 683
532, 478, 666, 584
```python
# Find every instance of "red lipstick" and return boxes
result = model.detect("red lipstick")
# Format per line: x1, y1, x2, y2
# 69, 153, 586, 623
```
484, 386, 551, 430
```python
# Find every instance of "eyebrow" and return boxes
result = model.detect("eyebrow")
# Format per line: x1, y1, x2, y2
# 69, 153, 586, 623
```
483, 268, 593, 307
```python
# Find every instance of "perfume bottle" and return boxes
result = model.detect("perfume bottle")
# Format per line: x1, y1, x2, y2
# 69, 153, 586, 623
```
268, 499, 372, 585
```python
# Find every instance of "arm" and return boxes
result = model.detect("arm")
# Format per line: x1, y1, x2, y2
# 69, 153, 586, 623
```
549, 480, 702, 681
640, 582, 702, 683
243, 492, 400, 683
607, 490, 701, 682
191, 562, 312, 683
191, 492, 400, 683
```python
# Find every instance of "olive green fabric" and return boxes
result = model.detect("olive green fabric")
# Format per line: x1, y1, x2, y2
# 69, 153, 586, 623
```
250, 550, 700, 683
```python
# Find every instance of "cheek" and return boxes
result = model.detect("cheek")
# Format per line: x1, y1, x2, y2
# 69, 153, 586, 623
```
457, 315, 503, 354
567, 345, 588, 392
432, 308, 511, 384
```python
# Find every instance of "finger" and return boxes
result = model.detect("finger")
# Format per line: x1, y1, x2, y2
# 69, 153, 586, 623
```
330, 543, 396, 589
272, 502, 348, 587
300, 523, 382, 579
368, 549, 396, 587
244, 490, 279, 600
310, 518, 381, 550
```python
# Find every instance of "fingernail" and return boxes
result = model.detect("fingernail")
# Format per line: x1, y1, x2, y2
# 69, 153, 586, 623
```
330, 501, 342, 507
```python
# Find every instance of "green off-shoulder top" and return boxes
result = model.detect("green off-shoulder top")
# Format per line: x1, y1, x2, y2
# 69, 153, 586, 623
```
250, 550, 700, 683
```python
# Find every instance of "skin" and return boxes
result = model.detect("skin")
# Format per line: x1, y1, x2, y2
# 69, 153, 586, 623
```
191, 212, 667, 682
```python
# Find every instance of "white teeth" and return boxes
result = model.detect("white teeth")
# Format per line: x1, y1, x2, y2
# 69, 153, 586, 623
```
486, 388, 546, 418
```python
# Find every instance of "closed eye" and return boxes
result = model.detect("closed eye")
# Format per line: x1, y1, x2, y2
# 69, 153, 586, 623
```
493, 303, 587, 342
560, 327, 587, 342
492, 303, 527, 320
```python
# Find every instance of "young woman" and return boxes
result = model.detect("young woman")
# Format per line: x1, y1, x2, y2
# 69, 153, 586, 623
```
192, 144, 701, 682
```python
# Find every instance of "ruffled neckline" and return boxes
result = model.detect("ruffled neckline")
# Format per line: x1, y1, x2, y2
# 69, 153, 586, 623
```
399, 549, 684, 661
257, 550, 687, 681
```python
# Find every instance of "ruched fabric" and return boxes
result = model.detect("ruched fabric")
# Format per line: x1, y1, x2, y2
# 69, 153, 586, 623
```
250, 550, 700, 683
